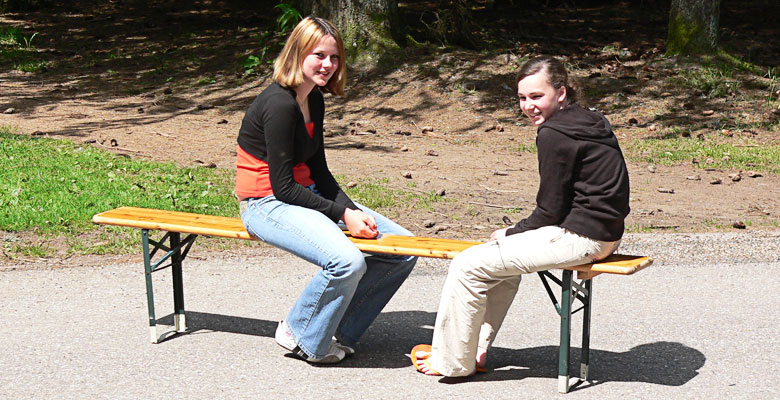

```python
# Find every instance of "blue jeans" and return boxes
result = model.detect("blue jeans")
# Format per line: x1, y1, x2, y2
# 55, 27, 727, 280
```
240, 194, 417, 359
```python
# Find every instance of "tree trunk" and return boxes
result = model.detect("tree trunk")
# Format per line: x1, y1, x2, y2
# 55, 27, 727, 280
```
667, 0, 721, 55
428, 0, 479, 49
299, 0, 400, 68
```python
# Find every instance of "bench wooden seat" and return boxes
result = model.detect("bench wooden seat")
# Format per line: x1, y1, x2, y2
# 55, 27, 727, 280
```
93, 207, 651, 278
93, 206, 652, 393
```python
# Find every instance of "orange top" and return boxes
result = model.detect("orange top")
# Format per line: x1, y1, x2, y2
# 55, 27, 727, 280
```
235, 122, 315, 199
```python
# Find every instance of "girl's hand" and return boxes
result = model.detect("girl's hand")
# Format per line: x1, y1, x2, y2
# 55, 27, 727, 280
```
489, 227, 509, 241
343, 208, 378, 238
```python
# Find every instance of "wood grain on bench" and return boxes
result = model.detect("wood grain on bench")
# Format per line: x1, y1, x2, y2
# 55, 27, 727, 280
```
93, 206, 652, 273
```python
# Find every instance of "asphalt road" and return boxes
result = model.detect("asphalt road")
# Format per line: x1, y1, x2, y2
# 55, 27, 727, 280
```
2, 232, 779, 399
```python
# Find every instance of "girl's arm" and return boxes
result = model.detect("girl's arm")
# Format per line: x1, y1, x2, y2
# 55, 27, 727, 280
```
507, 129, 577, 235
263, 98, 349, 222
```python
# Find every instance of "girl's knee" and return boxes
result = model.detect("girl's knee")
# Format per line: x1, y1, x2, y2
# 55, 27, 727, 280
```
328, 248, 367, 280
450, 247, 501, 281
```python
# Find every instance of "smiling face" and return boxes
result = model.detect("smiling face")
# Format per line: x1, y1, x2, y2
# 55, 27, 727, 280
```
301, 34, 340, 89
516, 70, 567, 126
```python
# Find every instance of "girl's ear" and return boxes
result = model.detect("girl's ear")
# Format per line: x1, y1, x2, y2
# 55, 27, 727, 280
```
557, 86, 567, 104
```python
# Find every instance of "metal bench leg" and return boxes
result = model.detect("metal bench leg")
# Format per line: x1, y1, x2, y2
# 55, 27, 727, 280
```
170, 232, 186, 333
141, 229, 159, 343
558, 269, 573, 393
580, 278, 592, 380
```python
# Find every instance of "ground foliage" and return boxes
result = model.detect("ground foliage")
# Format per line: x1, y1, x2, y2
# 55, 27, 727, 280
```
1, 0, 779, 260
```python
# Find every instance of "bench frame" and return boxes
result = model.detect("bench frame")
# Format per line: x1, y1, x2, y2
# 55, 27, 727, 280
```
94, 207, 651, 393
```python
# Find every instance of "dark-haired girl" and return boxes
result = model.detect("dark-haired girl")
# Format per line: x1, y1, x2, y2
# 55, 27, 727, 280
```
412, 56, 630, 377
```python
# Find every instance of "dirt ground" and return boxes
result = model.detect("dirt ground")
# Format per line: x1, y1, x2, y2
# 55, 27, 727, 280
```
2, 0, 779, 251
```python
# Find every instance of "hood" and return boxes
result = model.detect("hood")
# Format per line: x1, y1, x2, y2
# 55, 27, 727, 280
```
540, 104, 620, 148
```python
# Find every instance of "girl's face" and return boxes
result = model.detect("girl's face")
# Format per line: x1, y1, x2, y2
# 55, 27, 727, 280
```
517, 71, 567, 126
301, 35, 340, 88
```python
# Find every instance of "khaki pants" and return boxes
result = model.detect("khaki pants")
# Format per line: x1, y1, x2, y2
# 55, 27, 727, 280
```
429, 226, 620, 376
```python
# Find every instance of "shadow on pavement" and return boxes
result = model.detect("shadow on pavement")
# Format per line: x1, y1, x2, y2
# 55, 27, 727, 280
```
156, 310, 704, 390
451, 341, 704, 391
157, 311, 278, 339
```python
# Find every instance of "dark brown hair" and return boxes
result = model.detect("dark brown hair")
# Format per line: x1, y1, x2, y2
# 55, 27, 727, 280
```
516, 56, 578, 104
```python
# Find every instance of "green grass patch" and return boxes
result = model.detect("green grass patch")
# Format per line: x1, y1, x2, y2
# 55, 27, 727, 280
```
628, 137, 780, 174
514, 143, 537, 153
0, 127, 237, 235
669, 64, 740, 98
0, 25, 47, 72
337, 176, 444, 215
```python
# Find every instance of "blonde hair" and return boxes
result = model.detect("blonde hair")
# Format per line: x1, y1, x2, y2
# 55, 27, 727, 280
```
273, 17, 346, 96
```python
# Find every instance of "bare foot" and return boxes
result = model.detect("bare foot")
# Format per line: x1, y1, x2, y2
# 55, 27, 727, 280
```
476, 348, 487, 371
413, 350, 440, 376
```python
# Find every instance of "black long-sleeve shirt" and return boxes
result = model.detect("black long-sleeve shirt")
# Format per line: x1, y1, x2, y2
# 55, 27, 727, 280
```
237, 82, 357, 222
507, 104, 630, 241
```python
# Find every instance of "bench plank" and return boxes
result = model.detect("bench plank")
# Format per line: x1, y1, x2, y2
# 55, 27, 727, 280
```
93, 206, 652, 270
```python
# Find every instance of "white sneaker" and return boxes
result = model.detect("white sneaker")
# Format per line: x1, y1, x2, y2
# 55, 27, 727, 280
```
275, 320, 345, 364
332, 338, 355, 356
274, 320, 297, 352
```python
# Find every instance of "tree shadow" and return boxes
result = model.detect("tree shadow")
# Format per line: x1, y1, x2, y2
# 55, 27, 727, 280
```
156, 309, 704, 390
3, 0, 777, 139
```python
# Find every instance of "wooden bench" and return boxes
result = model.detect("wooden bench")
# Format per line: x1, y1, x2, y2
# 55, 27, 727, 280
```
93, 206, 652, 393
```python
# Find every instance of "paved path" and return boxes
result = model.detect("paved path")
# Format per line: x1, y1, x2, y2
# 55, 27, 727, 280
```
1, 232, 779, 399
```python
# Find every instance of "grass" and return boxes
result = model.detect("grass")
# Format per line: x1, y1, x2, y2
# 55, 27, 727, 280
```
0, 25, 48, 72
0, 127, 238, 256
627, 137, 780, 174
669, 65, 740, 98
0, 127, 445, 257
336, 176, 444, 217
